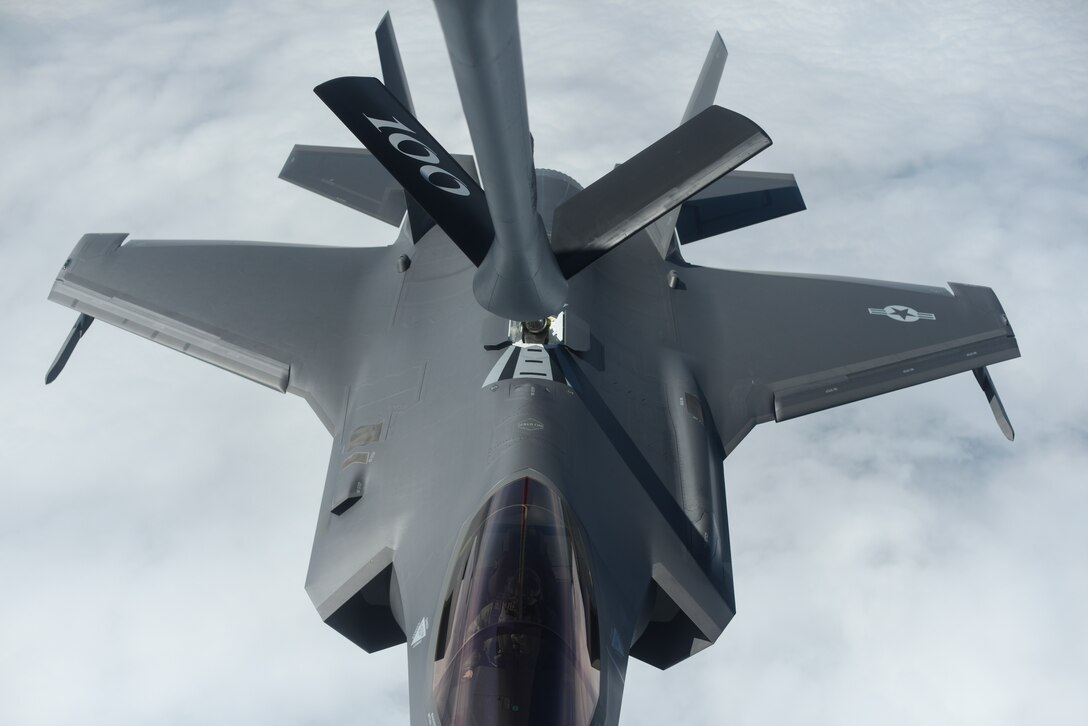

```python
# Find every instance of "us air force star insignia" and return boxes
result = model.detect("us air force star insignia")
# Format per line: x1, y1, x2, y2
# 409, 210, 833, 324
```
867, 305, 936, 322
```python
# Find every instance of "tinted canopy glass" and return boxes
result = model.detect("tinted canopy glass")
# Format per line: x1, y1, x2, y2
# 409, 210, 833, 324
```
433, 477, 599, 726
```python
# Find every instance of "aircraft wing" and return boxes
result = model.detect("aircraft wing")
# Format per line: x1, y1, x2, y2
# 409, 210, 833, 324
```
671, 266, 1020, 454
48, 233, 392, 430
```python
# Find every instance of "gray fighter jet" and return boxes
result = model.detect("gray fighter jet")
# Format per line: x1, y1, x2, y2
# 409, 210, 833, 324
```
45, 1, 1019, 724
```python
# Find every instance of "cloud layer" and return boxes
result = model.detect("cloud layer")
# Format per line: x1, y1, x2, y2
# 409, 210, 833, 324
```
2, 1, 1085, 724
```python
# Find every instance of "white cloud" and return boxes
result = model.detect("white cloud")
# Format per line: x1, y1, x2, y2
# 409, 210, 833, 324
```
1, 0, 1085, 724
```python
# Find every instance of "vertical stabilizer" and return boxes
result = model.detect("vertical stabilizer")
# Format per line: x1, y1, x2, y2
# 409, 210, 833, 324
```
375, 13, 416, 114
648, 33, 729, 258
375, 13, 436, 241
682, 32, 729, 123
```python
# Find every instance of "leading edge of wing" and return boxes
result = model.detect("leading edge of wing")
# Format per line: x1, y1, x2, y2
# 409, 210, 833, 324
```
48, 233, 392, 431
671, 267, 1019, 453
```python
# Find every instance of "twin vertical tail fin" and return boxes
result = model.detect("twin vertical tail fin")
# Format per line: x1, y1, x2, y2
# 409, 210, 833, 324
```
310, 8, 796, 314
644, 32, 729, 258
374, 13, 436, 242
548, 30, 808, 274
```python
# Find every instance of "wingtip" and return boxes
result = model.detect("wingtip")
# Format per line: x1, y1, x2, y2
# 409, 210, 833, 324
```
377, 10, 392, 33
712, 31, 728, 59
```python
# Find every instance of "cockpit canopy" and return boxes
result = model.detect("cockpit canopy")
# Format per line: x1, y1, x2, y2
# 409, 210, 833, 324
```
432, 477, 600, 725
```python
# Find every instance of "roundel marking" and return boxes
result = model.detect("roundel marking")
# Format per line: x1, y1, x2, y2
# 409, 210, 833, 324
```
884, 305, 921, 322
868, 304, 937, 323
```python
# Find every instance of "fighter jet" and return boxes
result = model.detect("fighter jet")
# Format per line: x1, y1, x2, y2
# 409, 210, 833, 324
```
45, 1, 1019, 724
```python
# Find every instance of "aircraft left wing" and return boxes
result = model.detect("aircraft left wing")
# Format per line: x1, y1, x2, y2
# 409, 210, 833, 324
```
48, 233, 391, 430
670, 266, 1020, 454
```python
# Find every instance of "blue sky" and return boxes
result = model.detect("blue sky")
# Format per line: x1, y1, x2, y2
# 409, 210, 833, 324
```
2, 1, 1086, 724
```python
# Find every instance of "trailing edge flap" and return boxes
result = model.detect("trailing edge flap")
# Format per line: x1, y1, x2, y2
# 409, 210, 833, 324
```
48, 232, 392, 432
675, 170, 806, 244
669, 267, 1019, 454
550, 105, 771, 278
278, 144, 479, 228
314, 77, 494, 266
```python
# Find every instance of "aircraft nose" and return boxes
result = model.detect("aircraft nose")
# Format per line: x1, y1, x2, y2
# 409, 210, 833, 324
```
430, 476, 600, 725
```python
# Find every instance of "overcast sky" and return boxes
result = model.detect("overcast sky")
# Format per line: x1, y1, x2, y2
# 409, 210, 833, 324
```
2, 0, 1086, 724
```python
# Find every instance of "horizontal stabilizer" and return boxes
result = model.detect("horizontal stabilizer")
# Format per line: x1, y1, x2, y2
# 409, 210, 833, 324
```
279, 145, 404, 225
550, 105, 771, 277
278, 145, 478, 227
314, 77, 494, 265
676, 170, 805, 243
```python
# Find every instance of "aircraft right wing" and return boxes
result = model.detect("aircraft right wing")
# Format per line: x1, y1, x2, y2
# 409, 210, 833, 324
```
670, 266, 1020, 454
48, 233, 395, 431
